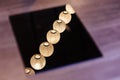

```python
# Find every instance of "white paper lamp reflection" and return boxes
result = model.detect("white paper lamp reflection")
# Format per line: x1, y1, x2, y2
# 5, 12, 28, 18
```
30, 54, 46, 70
25, 67, 35, 76
39, 42, 54, 57
47, 29, 60, 44
59, 11, 72, 24
53, 20, 66, 33
65, 4, 75, 14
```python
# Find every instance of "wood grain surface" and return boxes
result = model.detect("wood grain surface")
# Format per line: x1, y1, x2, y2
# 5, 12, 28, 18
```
0, 0, 120, 80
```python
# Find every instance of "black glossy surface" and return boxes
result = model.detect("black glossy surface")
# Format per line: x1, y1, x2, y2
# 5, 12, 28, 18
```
9, 6, 102, 73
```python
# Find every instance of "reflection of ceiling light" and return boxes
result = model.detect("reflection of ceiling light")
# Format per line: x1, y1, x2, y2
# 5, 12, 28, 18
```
53, 19, 67, 33
59, 11, 72, 24
66, 3, 75, 14
47, 29, 60, 44
30, 54, 46, 70
25, 67, 35, 76
27, 3, 75, 75
39, 42, 54, 57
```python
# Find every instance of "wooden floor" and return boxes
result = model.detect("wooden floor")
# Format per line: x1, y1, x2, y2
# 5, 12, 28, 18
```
0, 0, 120, 80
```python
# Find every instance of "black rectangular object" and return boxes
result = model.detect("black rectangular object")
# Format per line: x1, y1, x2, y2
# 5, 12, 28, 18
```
9, 6, 102, 73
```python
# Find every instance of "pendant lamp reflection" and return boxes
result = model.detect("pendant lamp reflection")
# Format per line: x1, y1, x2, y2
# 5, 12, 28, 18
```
39, 42, 54, 57
65, 4, 75, 14
26, 3, 75, 73
30, 54, 46, 70
25, 67, 35, 76
59, 11, 72, 24
53, 20, 67, 33
47, 29, 60, 44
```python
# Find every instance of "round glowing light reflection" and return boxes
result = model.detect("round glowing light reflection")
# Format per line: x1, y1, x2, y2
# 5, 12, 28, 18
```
25, 67, 35, 76
59, 11, 72, 24
39, 42, 54, 57
46, 29, 60, 44
53, 20, 66, 33
30, 54, 46, 70
65, 3, 75, 14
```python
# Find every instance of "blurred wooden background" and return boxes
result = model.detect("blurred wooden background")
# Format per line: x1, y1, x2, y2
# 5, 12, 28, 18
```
0, 0, 120, 80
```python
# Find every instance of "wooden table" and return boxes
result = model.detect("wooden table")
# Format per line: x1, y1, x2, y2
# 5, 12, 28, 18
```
0, 0, 120, 80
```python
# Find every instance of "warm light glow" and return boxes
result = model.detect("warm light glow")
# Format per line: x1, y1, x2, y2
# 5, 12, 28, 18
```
26, 3, 75, 72
34, 54, 41, 59
65, 3, 75, 14
25, 67, 35, 76
46, 29, 60, 44
53, 19, 67, 33
39, 42, 54, 57
30, 54, 46, 70
59, 11, 72, 24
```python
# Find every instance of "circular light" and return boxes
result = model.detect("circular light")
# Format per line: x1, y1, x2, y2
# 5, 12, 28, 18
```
30, 54, 46, 70
46, 29, 60, 44
53, 20, 67, 33
25, 67, 35, 76
39, 42, 54, 57
59, 11, 72, 24
65, 3, 75, 14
